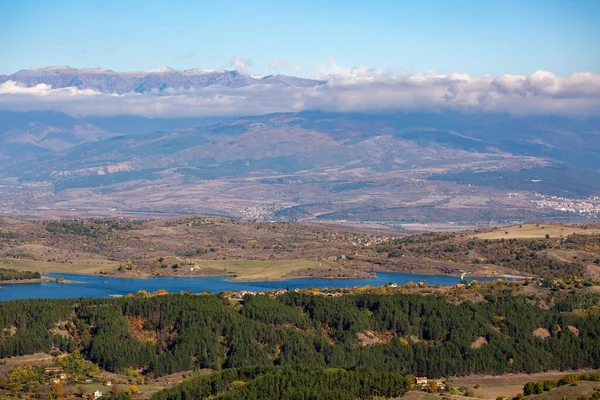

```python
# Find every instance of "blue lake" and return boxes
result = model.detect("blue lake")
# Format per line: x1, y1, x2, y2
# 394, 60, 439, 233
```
0, 272, 493, 301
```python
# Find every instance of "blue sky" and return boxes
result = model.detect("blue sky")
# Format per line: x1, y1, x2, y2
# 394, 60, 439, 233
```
1, 0, 599, 77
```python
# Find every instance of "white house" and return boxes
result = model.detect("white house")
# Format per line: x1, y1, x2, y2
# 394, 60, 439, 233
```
93, 390, 103, 399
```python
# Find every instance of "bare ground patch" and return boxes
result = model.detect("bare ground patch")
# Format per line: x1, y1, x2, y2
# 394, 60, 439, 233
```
568, 325, 580, 336
471, 336, 488, 349
0, 353, 57, 375
533, 328, 551, 339
50, 321, 72, 339
356, 331, 386, 347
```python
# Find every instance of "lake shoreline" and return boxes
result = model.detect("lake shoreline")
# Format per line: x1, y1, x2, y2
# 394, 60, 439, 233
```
79, 268, 516, 283
0, 277, 85, 285
0, 278, 48, 285
1, 271, 498, 301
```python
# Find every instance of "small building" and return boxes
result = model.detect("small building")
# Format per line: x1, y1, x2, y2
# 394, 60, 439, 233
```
59, 373, 67, 380
416, 376, 428, 386
50, 378, 61, 384
105, 381, 112, 386
94, 390, 103, 399
44, 367, 63, 373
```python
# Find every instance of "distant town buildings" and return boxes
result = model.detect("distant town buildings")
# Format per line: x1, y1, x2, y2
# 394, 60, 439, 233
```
533, 194, 600, 216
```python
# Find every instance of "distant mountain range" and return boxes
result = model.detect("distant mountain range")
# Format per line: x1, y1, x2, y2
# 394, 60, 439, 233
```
0, 66, 326, 94
0, 109, 599, 223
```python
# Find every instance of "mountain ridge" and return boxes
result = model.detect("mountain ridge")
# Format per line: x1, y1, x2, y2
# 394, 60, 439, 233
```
0, 66, 327, 94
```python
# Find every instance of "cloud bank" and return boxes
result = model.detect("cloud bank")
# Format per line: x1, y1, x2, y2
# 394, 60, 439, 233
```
0, 63, 599, 118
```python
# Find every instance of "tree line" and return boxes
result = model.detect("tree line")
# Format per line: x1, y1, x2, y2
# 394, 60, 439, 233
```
0, 268, 40, 281
150, 366, 411, 400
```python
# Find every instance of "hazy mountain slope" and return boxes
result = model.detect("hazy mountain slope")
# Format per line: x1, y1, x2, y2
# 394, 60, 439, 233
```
5, 111, 600, 188
0, 111, 232, 160
1, 111, 599, 222
0, 110, 113, 157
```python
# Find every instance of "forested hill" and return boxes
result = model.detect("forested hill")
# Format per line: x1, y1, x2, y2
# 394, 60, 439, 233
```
1, 287, 599, 383
151, 366, 412, 400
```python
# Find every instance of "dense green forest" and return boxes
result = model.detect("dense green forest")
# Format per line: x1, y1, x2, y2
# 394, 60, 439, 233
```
1, 290, 599, 382
151, 366, 411, 400
0, 267, 41, 281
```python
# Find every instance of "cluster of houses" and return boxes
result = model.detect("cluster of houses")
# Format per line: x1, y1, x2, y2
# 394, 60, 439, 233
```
44, 367, 112, 399
44, 367, 67, 384
224, 280, 474, 302
416, 376, 447, 392
228, 290, 274, 298
312, 291, 344, 297
226, 288, 349, 300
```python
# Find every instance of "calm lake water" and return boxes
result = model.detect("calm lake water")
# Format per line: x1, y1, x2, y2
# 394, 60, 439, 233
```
0, 272, 492, 301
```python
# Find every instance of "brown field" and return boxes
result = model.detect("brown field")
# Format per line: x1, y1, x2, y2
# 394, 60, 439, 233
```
0, 353, 57, 375
401, 392, 469, 400
0, 257, 118, 275
0, 255, 318, 281
471, 223, 600, 240
453, 370, 598, 399
529, 381, 600, 400
189, 259, 319, 281
401, 379, 600, 400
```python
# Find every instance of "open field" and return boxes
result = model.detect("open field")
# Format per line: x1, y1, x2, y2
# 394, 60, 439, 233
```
401, 392, 469, 400
0, 353, 57, 375
453, 370, 599, 399
190, 258, 319, 281
0, 257, 118, 275
529, 381, 600, 400
471, 223, 600, 240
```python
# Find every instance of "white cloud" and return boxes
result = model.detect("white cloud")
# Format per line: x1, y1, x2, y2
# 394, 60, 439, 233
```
0, 62, 599, 118
230, 56, 253, 73
317, 58, 385, 84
